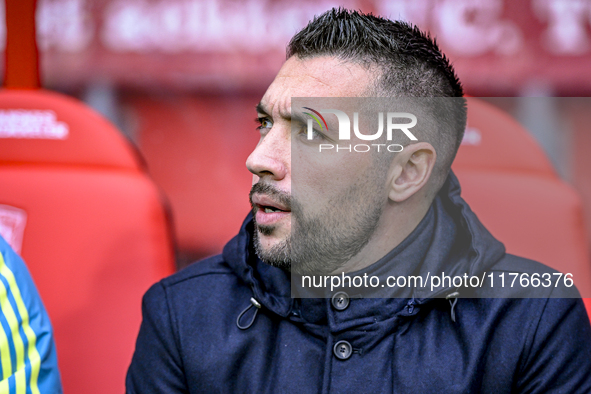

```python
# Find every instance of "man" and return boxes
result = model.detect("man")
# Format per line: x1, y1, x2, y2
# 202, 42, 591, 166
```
127, 8, 591, 393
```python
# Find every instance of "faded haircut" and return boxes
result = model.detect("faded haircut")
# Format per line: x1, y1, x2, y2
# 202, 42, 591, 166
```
286, 8, 467, 191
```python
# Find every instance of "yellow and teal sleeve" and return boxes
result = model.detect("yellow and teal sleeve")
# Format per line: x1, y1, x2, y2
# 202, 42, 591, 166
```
0, 236, 62, 394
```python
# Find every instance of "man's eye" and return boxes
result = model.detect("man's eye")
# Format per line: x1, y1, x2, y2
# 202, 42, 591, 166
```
256, 117, 273, 130
305, 128, 324, 141
295, 122, 326, 142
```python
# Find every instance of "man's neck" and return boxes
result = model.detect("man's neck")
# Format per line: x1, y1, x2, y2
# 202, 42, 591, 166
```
331, 200, 433, 274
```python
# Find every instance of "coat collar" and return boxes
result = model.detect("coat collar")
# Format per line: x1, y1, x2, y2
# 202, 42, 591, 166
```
223, 171, 506, 321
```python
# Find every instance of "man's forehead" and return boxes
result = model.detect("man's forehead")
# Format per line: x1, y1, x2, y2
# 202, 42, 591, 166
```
258, 56, 375, 119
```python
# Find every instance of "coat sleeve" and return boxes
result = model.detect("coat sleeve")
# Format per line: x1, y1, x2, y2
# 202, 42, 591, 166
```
126, 282, 188, 393
516, 297, 591, 393
0, 236, 62, 394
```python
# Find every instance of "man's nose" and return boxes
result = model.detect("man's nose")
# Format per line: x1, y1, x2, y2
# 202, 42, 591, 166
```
246, 127, 289, 181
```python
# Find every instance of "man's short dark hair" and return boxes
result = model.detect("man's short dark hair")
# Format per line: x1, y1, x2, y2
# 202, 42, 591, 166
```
287, 8, 467, 190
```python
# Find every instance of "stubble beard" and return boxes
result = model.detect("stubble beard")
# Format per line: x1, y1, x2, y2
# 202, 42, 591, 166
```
250, 173, 385, 276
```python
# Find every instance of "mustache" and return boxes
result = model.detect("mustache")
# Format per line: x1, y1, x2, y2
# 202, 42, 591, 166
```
249, 182, 292, 211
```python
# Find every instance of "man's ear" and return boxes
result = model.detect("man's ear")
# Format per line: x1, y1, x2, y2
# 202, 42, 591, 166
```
387, 142, 436, 203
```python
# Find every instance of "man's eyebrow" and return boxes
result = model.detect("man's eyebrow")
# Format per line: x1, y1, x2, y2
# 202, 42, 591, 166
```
255, 103, 269, 116
290, 111, 307, 124
256, 102, 292, 121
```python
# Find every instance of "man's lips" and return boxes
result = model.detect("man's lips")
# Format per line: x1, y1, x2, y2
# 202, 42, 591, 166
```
251, 194, 291, 213
251, 193, 291, 227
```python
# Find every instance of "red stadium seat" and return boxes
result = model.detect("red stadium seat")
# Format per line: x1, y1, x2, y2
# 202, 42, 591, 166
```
0, 89, 175, 394
453, 98, 591, 317
130, 94, 259, 260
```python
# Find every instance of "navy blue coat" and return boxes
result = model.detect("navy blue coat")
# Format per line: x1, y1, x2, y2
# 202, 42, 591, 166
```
126, 174, 591, 393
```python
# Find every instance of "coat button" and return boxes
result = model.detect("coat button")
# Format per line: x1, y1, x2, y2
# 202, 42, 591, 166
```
331, 292, 350, 311
333, 340, 353, 360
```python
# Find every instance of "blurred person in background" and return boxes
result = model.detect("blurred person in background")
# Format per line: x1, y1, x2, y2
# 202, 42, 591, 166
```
0, 235, 62, 393
126, 8, 591, 393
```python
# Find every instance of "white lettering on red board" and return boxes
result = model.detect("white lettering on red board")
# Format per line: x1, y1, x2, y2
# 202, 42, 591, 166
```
534, 0, 591, 55
100, 0, 354, 52
2, 0, 591, 56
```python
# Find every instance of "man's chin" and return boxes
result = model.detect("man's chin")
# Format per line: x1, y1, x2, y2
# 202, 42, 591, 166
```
255, 223, 276, 237
252, 228, 292, 272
